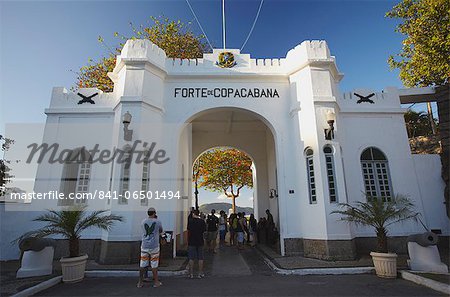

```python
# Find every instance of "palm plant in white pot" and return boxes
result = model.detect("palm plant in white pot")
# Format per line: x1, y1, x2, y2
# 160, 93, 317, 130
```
17, 206, 123, 282
331, 195, 419, 278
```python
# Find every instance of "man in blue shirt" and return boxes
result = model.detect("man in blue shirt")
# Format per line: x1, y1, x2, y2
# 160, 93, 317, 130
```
137, 207, 163, 288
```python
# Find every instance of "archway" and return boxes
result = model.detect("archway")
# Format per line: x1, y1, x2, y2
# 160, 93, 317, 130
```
192, 146, 256, 215
174, 107, 279, 253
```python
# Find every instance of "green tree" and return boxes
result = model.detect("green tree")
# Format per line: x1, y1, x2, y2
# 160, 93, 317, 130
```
386, 0, 449, 87
195, 148, 253, 213
404, 109, 436, 137
0, 135, 15, 196
76, 17, 210, 92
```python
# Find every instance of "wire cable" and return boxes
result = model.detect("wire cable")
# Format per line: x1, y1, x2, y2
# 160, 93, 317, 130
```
222, 0, 226, 49
186, 0, 214, 50
406, 103, 416, 109
240, 0, 264, 51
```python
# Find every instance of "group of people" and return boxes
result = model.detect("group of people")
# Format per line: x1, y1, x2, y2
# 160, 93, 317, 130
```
186, 207, 276, 278
136, 206, 277, 287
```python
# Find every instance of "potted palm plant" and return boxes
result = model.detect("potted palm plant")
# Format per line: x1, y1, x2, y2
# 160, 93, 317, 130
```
331, 195, 418, 278
17, 206, 123, 283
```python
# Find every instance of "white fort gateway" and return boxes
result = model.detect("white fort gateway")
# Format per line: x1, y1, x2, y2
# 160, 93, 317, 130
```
2, 39, 448, 263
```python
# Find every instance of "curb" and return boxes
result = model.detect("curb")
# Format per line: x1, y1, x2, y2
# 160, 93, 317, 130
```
400, 270, 450, 295
11, 276, 62, 297
85, 269, 188, 277
256, 248, 375, 275
11, 269, 188, 297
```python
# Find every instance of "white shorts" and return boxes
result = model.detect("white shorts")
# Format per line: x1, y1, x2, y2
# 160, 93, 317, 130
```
140, 247, 160, 269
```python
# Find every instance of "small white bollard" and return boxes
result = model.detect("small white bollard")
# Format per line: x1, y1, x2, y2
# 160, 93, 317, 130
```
407, 242, 448, 273
16, 246, 54, 278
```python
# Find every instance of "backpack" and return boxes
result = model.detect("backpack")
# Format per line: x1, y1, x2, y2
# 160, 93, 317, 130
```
232, 217, 238, 229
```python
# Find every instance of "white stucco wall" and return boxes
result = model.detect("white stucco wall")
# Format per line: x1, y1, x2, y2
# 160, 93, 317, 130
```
411, 154, 449, 234
2, 39, 448, 260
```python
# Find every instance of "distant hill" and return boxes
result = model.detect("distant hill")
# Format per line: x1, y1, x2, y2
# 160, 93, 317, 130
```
199, 203, 253, 215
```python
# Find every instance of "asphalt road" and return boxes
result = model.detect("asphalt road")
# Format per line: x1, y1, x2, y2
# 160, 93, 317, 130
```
36, 246, 443, 296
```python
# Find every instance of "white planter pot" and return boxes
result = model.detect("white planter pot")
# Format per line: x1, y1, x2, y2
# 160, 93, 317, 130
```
60, 254, 88, 283
370, 251, 398, 278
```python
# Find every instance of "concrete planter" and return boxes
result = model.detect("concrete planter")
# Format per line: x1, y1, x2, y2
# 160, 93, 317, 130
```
370, 252, 398, 278
60, 254, 88, 283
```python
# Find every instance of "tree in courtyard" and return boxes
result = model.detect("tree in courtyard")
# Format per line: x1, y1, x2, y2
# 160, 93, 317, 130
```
386, 0, 449, 87
195, 148, 253, 213
75, 16, 210, 92
404, 109, 437, 137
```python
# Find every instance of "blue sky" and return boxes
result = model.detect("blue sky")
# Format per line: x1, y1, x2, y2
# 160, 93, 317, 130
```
0, 0, 434, 208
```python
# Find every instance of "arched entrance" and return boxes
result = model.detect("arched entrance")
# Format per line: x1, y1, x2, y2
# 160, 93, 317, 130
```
192, 146, 255, 215
174, 107, 280, 253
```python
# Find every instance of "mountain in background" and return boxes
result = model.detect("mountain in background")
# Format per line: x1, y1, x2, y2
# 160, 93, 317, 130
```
199, 203, 253, 214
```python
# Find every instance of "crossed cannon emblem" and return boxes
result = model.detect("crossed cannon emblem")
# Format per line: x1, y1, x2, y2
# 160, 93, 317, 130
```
354, 92, 375, 104
77, 92, 98, 105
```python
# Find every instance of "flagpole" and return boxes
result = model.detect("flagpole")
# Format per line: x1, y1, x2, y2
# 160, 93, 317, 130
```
222, 0, 226, 50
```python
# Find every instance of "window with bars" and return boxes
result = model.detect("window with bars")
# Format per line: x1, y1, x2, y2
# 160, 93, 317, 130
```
323, 146, 337, 203
59, 148, 91, 206
140, 157, 150, 206
74, 162, 91, 204
305, 148, 316, 204
360, 147, 393, 202
119, 151, 131, 205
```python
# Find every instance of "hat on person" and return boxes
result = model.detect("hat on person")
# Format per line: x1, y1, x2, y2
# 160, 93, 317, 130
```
148, 207, 156, 212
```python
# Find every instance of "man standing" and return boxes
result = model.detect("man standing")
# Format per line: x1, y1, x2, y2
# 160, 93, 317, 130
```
137, 207, 163, 288
266, 209, 274, 244
206, 209, 219, 253
218, 210, 228, 247
187, 209, 206, 278
236, 212, 245, 250
187, 206, 195, 222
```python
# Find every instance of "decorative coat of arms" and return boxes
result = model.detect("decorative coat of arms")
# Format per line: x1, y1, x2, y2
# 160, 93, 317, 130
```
216, 52, 236, 68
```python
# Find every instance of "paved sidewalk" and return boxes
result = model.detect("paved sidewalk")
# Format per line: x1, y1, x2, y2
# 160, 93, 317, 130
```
210, 246, 251, 276
258, 244, 407, 269
0, 261, 58, 297
86, 258, 187, 271
35, 272, 444, 296
35, 246, 443, 296
0, 257, 187, 296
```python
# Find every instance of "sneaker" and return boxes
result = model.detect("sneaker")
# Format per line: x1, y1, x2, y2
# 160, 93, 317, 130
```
189, 274, 194, 279
197, 273, 205, 278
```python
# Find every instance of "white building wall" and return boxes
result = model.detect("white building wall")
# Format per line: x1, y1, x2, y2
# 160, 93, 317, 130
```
2, 39, 448, 260
412, 155, 449, 234
338, 89, 434, 237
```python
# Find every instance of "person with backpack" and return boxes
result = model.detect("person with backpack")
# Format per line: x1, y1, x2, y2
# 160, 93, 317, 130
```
206, 209, 219, 253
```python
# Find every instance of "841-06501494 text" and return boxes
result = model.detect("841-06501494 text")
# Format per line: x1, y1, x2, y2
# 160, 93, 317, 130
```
7, 190, 181, 201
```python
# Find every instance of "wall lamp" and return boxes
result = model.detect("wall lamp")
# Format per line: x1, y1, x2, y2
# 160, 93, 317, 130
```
269, 188, 278, 199
122, 111, 133, 141
324, 110, 335, 140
